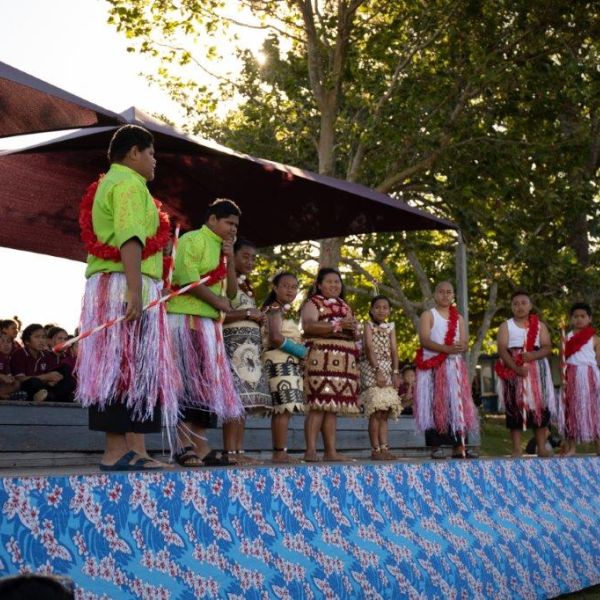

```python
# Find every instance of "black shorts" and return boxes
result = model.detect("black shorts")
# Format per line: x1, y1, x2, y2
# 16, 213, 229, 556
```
89, 401, 162, 434
181, 406, 217, 429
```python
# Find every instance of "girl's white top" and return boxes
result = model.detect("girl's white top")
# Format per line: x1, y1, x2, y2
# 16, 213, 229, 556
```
423, 308, 459, 359
566, 331, 596, 366
507, 318, 541, 349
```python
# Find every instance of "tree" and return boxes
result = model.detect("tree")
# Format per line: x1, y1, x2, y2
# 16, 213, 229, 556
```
108, 0, 600, 373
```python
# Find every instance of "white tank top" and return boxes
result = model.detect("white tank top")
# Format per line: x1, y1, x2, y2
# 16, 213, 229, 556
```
566, 331, 597, 366
423, 308, 459, 358
507, 318, 541, 349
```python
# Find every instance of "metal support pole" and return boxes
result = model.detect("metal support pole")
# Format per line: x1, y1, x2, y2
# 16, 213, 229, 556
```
455, 229, 469, 342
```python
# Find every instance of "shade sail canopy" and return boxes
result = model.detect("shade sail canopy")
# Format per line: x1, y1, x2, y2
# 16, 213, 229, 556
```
0, 107, 455, 262
0, 61, 124, 138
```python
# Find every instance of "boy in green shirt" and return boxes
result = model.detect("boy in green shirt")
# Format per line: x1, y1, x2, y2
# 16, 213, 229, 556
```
76, 125, 181, 471
168, 199, 244, 466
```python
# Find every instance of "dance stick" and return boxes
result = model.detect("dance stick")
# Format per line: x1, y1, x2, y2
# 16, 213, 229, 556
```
53, 273, 215, 353
165, 223, 180, 289
560, 326, 567, 388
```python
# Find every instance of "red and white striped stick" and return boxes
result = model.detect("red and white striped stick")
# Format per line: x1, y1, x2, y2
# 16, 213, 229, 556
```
53, 273, 213, 353
165, 223, 180, 289
560, 325, 567, 388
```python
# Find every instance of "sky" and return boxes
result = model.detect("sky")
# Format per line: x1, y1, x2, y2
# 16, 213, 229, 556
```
0, 0, 264, 332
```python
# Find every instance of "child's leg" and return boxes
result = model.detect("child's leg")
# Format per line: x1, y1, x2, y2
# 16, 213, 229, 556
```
189, 422, 211, 458
322, 412, 352, 461
126, 433, 170, 467
595, 439, 600, 456
20, 377, 47, 402
272, 412, 297, 463
223, 420, 238, 454
535, 427, 552, 457
103, 432, 131, 466
510, 429, 522, 457
378, 412, 397, 459
563, 439, 576, 456
304, 409, 324, 461
368, 414, 381, 459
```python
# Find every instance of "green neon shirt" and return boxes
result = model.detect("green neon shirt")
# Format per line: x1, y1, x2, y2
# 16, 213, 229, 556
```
85, 163, 162, 280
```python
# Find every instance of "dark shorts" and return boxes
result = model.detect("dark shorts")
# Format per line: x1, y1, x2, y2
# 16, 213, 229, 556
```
89, 401, 162, 434
181, 406, 218, 429
425, 429, 468, 447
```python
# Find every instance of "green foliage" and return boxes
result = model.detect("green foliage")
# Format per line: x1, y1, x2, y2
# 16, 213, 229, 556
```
107, 0, 600, 357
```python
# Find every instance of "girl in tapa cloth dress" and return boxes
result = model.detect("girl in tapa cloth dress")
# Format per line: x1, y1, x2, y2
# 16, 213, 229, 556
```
222, 239, 272, 464
261, 272, 307, 463
302, 268, 360, 462
559, 302, 600, 456
360, 295, 402, 460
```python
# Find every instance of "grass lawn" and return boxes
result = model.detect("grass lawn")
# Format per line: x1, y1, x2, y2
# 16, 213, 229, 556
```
478, 413, 598, 457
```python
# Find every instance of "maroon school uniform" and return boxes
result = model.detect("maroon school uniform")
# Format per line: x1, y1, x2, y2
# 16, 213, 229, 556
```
10, 347, 59, 377
0, 352, 10, 375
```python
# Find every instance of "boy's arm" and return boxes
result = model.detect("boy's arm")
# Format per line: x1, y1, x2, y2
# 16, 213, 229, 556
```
223, 239, 237, 300
497, 322, 527, 375
188, 285, 231, 313
121, 239, 143, 321
523, 321, 552, 361
418, 311, 458, 354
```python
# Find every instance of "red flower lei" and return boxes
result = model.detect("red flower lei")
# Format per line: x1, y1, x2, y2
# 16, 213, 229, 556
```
169, 254, 228, 291
312, 295, 349, 320
565, 326, 596, 359
414, 305, 459, 370
80, 176, 171, 261
495, 313, 540, 380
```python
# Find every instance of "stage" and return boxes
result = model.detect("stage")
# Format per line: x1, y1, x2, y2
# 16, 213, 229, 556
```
0, 457, 599, 599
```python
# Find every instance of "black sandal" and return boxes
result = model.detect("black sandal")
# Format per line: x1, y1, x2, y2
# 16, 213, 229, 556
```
174, 446, 205, 468
201, 449, 230, 466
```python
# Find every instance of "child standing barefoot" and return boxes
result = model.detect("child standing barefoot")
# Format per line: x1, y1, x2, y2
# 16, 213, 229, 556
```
415, 281, 478, 459
496, 290, 555, 458
559, 302, 600, 456
360, 296, 402, 460
262, 272, 307, 463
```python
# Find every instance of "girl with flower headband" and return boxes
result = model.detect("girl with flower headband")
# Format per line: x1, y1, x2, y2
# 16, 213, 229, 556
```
415, 281, 478, 459
496, 290, 555, 457
261, 272, 307, 463
76, 125, 181, 472
558, 303, 600, 456
360, 295, 402, 460
221, 238, 272, 464
301, 268, 360, 462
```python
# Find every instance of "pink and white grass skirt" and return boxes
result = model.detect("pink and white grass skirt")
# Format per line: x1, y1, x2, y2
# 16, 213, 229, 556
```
559, 364, 600, 442
415, 355, 478, 437
168, 313, 244, 422
75, 272, 181, 428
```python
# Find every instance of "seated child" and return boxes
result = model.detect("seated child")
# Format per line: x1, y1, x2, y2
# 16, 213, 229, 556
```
0, 318, 21, 354
399, 365, 415, 415
11, 324, 76, 403
0, 332, 20, 399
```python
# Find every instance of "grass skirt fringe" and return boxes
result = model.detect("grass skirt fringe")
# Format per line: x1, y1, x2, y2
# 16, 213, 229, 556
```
559, 364, 600, 442
360, 386, 401, 418
415, 355, 478, 437
75, 273, 181, 428
168, 313, 244, 422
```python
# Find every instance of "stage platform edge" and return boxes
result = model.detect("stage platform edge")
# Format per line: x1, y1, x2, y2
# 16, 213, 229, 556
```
0, 457, 599, 599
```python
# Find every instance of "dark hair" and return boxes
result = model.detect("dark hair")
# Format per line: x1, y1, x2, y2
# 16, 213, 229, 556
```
570, 302, 592, 316
369, 294, 392, 323
307, 268, 346, 300
510, 289, 530, 301
234, 237, 256, 254
0, 319, 18, 332
21, 323, 45, 344
204, 198, 241, 222
0, 573, 74, 599
261, 272, 298, 309
108, 125, 154, 163
47, 327, 68, 340
401, 364, 416, 374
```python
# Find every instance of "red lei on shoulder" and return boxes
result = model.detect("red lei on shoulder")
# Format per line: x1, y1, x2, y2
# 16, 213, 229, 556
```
169, 254, 228, 291
80, 176, 171, 262
495, 313, 540, 380
565, 326, 596, 359
414, 305, 459, 370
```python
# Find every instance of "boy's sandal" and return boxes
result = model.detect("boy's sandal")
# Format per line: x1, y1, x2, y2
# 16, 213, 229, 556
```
200, 449, 230, 467
100, 451, 164, 472
431, 448, 447, 460
174, 447, 205, 468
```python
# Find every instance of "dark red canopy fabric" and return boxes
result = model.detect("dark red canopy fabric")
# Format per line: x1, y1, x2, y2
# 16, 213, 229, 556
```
0, 107, 455, 261
0, 62, 124, 138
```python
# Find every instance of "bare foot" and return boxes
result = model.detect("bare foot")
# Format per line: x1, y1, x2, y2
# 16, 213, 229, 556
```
323, 452, 356, 462
304, 451, 321, 463
233, 452, 263, 465
511, 452, 523, 459
272, 451, 300, 464
140, 454, 173, 469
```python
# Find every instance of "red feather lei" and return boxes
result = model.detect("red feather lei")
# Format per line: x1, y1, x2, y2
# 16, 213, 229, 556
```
565, 326, 596, 359
495, 313, 540, 380
414, 305, 459, 370
80, 176, 171, 261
